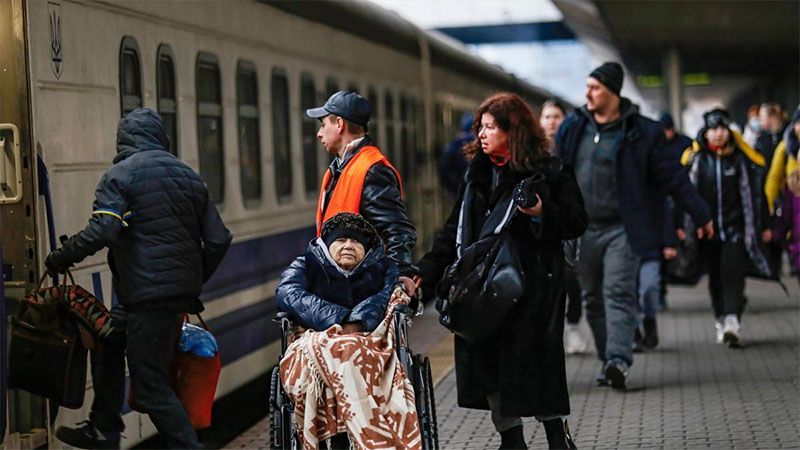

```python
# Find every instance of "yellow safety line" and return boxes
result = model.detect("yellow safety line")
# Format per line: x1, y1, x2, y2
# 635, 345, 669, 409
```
426, 333, 456, 388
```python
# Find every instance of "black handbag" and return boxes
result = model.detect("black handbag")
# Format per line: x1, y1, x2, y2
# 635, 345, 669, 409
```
436, 198, 525, 342
8, 274, 88, 409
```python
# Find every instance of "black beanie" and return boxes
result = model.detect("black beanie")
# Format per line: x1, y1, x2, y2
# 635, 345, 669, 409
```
321, 212, 379, 249
589, 62, 624, 96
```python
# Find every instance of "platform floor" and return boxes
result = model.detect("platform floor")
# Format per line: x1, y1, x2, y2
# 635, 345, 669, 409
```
225, 278, 800, 449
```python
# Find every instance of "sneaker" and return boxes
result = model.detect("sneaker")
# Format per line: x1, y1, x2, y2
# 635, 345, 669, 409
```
722, 314, 741, 348
564, 323, 586, 354
603, 360, 628, 390
714, 319, 725, 344
55, 421, 120, 450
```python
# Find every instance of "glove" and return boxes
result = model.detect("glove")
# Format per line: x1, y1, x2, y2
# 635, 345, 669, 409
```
45, 248, 71, 274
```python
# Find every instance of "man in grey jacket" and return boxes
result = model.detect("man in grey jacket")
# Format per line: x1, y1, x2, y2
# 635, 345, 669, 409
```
45, 108, 232, 449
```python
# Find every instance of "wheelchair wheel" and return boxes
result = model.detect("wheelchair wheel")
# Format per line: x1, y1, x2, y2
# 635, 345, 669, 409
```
412, 354, 439, 450
269, 367, 295, 450
423, 356, 439, 449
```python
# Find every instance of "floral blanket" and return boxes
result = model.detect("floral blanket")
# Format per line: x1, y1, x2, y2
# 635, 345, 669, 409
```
280, 287, 421, 450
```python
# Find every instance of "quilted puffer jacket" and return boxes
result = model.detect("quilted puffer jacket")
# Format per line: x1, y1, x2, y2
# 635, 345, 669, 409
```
276, 237, 398, 332
59, 108, 232, 310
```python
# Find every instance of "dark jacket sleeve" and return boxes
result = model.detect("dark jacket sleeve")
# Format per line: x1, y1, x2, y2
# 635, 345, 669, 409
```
200, 195, 232, 282
414, 185, 463, 284
532, 165, 588, 240
60, 168, 129, 265
361, 164, 417, 275
663, 198, 679, 248
347, 261, 399, 332
648, 131, 711, 226
275, 256, 351, 331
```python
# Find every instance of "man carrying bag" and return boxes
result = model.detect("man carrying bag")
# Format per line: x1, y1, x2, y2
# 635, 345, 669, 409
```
45, 108, 232, 449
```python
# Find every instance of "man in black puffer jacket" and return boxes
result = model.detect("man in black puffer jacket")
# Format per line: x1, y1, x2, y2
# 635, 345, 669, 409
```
45, 108, 232, 449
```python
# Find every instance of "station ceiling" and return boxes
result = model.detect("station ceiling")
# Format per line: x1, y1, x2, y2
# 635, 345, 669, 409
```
556, 0, 799, 77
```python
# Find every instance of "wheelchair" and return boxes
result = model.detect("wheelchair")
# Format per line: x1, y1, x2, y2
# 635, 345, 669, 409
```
268, 303, 439, 450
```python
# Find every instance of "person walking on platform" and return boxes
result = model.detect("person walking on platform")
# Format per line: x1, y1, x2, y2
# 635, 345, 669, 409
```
44, 108, 232, 449
678, 108, 773, 348
553, 62, 712, 390
541, 100, 587, 354
767, 108, 800, 286
438, 112, 473, 198
757, 102, 787, 168
633, 113, 692, 351
415, 93, 588, 449
306, 91, 417, 293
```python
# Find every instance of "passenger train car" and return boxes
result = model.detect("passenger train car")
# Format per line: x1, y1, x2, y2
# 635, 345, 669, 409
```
0, 0, 566, 446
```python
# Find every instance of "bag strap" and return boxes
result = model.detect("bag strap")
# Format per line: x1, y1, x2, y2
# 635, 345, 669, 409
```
192, 313, 212, 333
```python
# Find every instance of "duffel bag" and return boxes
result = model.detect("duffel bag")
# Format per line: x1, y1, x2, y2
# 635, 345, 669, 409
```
8, 274, 88, 409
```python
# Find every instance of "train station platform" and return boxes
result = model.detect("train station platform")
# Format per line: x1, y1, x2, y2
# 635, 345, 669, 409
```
225, 278, 799, 449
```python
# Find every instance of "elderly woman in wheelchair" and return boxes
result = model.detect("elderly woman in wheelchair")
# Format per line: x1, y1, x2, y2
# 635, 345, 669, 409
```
272, 212, 436, 450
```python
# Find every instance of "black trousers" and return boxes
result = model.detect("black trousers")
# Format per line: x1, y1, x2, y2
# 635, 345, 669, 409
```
700, 240, 747, 318
564, 267, 582, 324
89, 304, 201, 449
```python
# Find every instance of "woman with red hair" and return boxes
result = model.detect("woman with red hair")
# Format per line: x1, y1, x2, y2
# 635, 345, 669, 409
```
415, 93, 588, 449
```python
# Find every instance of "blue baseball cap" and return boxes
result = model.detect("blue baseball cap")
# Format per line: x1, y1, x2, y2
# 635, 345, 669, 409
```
306, 91, 372, 127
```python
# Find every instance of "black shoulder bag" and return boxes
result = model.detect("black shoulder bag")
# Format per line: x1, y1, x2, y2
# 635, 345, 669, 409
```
435, 192, 525, 342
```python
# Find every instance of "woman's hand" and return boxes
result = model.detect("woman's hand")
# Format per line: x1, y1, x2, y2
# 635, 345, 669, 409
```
517, 194, 543, 217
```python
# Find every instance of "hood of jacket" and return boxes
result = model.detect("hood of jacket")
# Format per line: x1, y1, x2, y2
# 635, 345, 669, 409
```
686, 129, 765, 168
306, 236, 386, 278
114, 108, 170, 164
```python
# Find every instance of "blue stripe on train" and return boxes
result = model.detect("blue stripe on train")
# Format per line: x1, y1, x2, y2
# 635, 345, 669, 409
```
200, 226, 315, 302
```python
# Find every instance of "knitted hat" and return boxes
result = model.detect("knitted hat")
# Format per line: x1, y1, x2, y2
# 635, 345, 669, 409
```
703, 108, 731, 129
321, 212, 379, 248
658, 112, 674, 129
589, 62, 624, 96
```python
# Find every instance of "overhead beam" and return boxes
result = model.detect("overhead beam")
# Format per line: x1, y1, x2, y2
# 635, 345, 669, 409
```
434, 21, 576, 45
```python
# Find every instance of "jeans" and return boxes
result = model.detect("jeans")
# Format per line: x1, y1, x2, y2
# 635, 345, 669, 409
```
89, 304, 201, 449
700, 240, 747, 318
638, 260, 661, 320
578, 224, 640, 366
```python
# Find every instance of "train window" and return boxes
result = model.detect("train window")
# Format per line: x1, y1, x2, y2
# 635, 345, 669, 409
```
196, 52, 224, 204
271, 68, 293, 202
326, 77, 339, 98
347, 81, 359, 93
301, 73, 319, 195
156, 44, 178, 155
237, 60, 262, 206
119, 36, 142, 116
384, 91, 395, 161
400, 95, 412, 183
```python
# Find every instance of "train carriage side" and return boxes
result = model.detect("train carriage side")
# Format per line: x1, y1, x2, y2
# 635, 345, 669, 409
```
10, 0, 553, 446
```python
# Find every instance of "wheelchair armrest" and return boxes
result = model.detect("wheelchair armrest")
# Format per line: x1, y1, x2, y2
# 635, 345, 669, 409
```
273, 311, 290, 323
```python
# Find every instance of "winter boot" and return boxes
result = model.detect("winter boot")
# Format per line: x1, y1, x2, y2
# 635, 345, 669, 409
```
543, 419, 577, 449
499, 425, 527, 449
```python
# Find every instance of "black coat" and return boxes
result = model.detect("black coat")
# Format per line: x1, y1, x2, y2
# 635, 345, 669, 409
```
59, 108, 232, 310
276, 238, 398, 332
416, 151, 587, 418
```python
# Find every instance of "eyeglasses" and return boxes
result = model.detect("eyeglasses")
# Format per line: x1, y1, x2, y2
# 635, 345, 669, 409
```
705, 112, 730, 129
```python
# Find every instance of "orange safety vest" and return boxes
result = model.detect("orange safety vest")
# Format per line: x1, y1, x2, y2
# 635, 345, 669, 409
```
316, 146, 403, 236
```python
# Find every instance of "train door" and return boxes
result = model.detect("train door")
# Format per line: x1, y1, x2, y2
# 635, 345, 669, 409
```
0, 0, 49, 447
